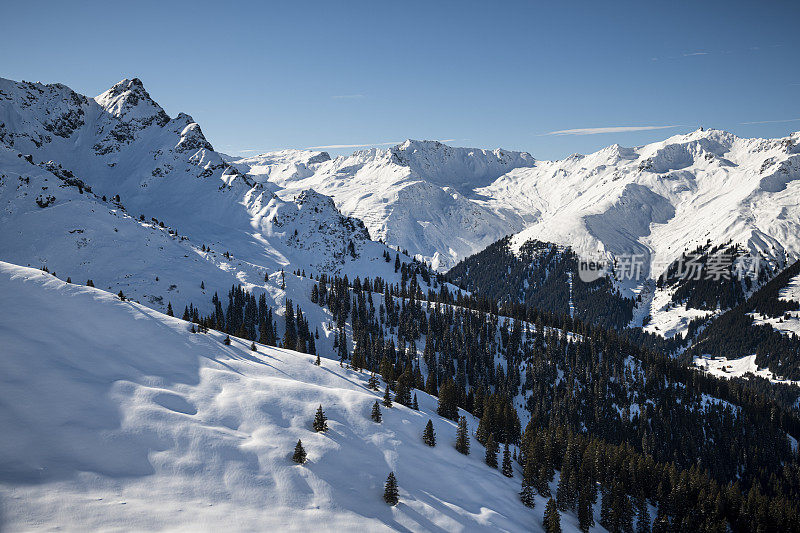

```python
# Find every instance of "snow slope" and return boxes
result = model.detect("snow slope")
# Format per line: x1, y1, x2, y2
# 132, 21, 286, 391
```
0, 261, 580, 532
750, 270, 800, 337
693, 354, 800, 387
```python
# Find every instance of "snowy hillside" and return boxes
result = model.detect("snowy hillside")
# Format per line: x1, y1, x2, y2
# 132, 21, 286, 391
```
0, 262, 575, 532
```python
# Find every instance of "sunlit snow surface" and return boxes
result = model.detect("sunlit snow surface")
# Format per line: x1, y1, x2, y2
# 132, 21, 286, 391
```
0, 262, 590, 532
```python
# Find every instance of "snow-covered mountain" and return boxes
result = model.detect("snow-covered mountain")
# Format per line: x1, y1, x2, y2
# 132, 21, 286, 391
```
500, 128, 800, 283
0, 261, 569, 532
0, 77, 439, 323
230, 129, 800, 285
231, 140, 537, 270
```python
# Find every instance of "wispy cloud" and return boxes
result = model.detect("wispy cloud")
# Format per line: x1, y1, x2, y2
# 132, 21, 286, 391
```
307, 139, 457, 150
307, 141, 401, 149
544, 125, 684, 136
682, 51, 709, 57
332, 94, 365, 99
740, 118, 800, 125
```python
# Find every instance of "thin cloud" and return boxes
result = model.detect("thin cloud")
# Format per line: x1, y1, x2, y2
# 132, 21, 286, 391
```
307, 138, 457, 150
307, 141, 401, 149
544, 125, 684, 136
683, 51, 709, 57
332, 94, 365, 99
740, 118, 800, 125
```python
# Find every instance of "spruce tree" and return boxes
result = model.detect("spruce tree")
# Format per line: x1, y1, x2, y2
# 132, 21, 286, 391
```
313, 405, 328, 432
520, 455, 537, 508
166, 302, 173, 316
250, 341, 257, 351
315, 354, 321, 366
382, 385, 393, 408
223, 335, 231, 345
543, 498, 561, 533
412, 393, 419, 410
578, 481, 596, 533
292, 439, 307, 464
368, 373, 380, 390
455, 416, 470, 455
423, 419, 436, 447
636, 495, 651, 533
384, 472, 399, 505
485, 433, 498, 468
86, 279, 94, 287
371, 401, 382, 423
502, 443, 513, 477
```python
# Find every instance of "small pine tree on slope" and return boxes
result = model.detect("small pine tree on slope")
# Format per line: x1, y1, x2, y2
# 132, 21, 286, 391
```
543, 498, 561, 533
292, 440, 307, 464
520, 456, 536, 508
384, 472, 399, 505
422, 419, 436, 446
382, 385, 393, 408
485, 433, 498, 468
313, 405, 328, 432
502, 443, 513, 477
455, 416, 470, 455
371, 401, 382, 423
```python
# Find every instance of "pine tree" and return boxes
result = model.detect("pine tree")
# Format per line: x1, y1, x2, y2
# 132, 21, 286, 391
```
292, 439, 307, 464
371, 401, 382, 423
412, 393, 419, 410
423, 419, 436, 446
382, 385, 393, 408
384, 472, 399, 505
166, 302, 173, 316
315, 354, 321, 366
313, 405, 328, 432
578, 481, 596, 533
520, 454, 537, 508
367, 373, 380, 390
544, 498, 561, 533
118, 290, 126, 301
485, 433, 498, 468
86, 279, 94, 287
636, 495, 651, 533
502, 443, 513, 477
250, 341, 257, 351
223, 335, 231, 345
455, 416, 470, 455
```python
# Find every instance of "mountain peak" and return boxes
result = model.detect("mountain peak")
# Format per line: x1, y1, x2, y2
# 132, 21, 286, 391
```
95, 77, 169, 127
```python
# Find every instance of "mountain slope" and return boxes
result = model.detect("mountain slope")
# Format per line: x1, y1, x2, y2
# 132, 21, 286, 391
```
0, 261, 566, 532
0, 78, 444, 325
231, 140, 537, 270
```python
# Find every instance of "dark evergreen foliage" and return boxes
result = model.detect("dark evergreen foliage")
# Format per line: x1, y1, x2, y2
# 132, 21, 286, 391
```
371, 401, 382, 423
383, 472, 399, 505
423, 419, 436, 447
313, 405, 328, 432
292, 439, 306, 464
485, 433, 498, 468
455, 416, 470, 455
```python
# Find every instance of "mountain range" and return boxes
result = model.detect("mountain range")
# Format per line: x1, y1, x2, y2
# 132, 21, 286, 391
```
3, 76, 800, 532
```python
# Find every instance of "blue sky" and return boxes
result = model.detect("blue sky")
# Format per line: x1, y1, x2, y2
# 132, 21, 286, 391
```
2, 0, 798, 159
